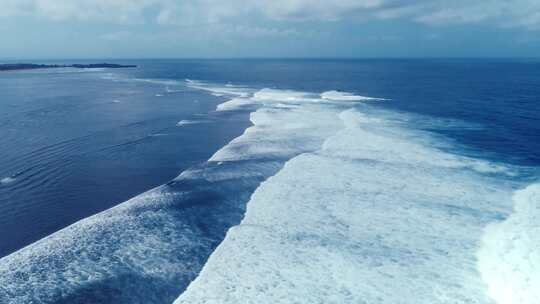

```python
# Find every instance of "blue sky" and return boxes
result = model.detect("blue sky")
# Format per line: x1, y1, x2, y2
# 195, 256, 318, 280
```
1, 0, 540, 59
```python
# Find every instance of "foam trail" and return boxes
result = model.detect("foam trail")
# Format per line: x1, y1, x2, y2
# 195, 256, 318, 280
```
176, 107, 520, 303
477, 183, 540, 304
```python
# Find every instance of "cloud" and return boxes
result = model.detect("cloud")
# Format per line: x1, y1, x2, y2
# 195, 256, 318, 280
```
98, 24, 302, 45
98, 31, 134, 41
1, 0, 540, 30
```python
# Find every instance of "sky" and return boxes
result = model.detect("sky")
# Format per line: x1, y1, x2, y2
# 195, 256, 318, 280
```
1, 0, 540, 59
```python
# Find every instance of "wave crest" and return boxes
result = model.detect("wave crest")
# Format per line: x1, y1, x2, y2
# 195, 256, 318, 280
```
477, 183, 540, 304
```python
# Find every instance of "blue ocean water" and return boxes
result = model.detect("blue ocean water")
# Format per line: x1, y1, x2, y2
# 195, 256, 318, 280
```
0, 59, 538, 303
0, 67, 250, 257
136, 58, 540, 167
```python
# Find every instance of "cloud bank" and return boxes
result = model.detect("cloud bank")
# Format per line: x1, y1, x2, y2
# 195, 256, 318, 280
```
1, 0, 540, 30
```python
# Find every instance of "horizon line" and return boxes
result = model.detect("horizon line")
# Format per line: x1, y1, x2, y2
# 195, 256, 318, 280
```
2, 56, 540, 62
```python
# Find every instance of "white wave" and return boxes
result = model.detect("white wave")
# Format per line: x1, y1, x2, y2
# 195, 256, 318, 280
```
137, 78, 181, 86
0, 177, 15, 184
0, 162, 281, 303
477, 183, 540, 304
1, 79, 525, 303
176, 89, 521, 303
102, 75, 182, 88
213, 88, 325, 112
176, 120, 196, 126
185, 79, 253, 98
321, 90, 387, 101
325, 109, 512, 175
252, 88, 318, 102
0, 85, 350, 304
176, 120, 208, 127
216, 98, 254, 111
209, 104, 343, 163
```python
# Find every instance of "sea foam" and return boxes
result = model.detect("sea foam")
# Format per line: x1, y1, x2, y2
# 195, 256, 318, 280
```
477, 183, 540, 304
176, 120, 209, 127
175, 85, 527, 303
0, 177, 15, 184
0, 82, 346, 303
321, 90, 387, 101
0, 78, 533, 304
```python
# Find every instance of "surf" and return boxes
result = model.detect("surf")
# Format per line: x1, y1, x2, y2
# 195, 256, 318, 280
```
0, 78, 535, 304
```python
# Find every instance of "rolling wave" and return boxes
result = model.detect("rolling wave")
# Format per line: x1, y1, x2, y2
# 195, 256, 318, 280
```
477, 183, 540, 304
0, 79, 536, 304
176, 82, 535, 303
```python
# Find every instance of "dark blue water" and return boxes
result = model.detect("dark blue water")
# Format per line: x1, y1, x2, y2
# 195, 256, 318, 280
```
0, 67, 250, 257
0, 59, 538, 303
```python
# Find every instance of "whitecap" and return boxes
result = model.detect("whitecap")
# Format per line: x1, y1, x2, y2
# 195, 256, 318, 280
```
321, 90, 387, 101
176, 120, 209, 127
0, 177, 16, 184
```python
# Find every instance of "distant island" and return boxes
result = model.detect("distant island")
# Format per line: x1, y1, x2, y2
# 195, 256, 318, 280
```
0, 63, 137, 71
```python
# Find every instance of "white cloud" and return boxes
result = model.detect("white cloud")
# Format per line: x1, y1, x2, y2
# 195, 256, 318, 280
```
1, 0, 540, 30
98, 30, 134, 41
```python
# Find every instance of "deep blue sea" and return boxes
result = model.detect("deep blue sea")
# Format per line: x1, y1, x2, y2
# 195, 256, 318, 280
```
0, 59, 538, 303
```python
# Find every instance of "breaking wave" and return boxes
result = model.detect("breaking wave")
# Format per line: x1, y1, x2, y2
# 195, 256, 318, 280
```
0, 78, 536, 304
477, 183, 540, 304
177, 81, 535, 303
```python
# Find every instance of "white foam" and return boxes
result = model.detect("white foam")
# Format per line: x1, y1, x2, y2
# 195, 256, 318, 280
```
0, 84, 355, 303
321, 90, 387, 101
216, 98, 254, 112
137, 78, 181, 86
2, 79, 526, 303
176, 120, 208, 127
252, 88, 317, 102
324, 109, 512, 175
176, 95, 520, 303
209, 104, 343, 162
0, 177, 15, 184
477, 183, 540, 304
185, 80, 253, 98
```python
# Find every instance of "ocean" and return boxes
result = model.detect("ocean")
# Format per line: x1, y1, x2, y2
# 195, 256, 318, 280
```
0, 59, 538, 303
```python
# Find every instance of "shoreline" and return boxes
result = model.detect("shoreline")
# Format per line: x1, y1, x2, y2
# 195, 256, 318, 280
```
0, 63, 137, 71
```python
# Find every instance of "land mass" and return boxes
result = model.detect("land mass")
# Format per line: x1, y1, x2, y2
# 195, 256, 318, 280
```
0, 63, 137, 71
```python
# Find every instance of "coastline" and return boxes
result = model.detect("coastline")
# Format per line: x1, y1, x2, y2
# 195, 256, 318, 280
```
0, 63, 137, 71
